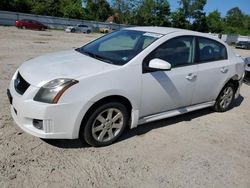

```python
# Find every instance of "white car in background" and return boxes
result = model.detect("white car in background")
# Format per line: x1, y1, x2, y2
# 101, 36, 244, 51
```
65, 24, 92, 34
8, 27, 245, 146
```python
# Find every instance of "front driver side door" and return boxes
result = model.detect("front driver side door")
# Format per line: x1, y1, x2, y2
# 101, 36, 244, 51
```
140, 36, 197, 117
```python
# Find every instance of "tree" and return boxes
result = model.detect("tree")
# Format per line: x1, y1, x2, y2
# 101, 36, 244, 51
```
153, 0, 171, 26
59, 0, 84, 19
207, 10, 223, 33
0, 0, 13, 11
10, 0, 31, 13
171, 10, 188, 28
84, 0, 113, 21
172, 0, 207, 31
226, 7, 244, 28
132, 0, 170, 26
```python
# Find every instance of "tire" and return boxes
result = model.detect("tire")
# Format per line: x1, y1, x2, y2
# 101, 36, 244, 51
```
213, 83, 235, 112
71, 28, 76, 33
21, 26, 26, 29
80, 102, 128, 147
86, 30, 91, 34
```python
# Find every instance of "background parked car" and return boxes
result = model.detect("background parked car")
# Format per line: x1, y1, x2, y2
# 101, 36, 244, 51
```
65, 24, 92, 33
99, 26, 114, 33
244, 57, 250, 82
15, 19, 47, 30
236, 41, 250, 49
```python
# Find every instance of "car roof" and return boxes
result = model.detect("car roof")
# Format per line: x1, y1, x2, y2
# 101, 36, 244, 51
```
126, 26, 192, 35
126, 26, 227, 44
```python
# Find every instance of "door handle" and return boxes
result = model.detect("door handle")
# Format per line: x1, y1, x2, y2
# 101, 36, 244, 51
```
186, 73, 197, 80
220, 67, 228, 73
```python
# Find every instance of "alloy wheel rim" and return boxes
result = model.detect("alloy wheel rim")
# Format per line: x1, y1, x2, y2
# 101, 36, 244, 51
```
219, 87, 234, 109
92, 108, 124, 142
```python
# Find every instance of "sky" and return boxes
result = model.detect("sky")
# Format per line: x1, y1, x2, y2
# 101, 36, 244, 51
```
168, 0, 250, 16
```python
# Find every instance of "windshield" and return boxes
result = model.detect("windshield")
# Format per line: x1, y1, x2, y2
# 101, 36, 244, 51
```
76, 30, 162, 65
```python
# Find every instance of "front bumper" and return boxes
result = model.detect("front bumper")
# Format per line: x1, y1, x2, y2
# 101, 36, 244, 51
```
8, 78, 84, 139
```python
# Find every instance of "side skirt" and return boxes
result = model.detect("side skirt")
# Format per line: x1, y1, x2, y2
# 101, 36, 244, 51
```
138, 101, 215, 125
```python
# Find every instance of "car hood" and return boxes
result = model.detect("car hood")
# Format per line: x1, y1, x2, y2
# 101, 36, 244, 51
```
19, 50, 116, 87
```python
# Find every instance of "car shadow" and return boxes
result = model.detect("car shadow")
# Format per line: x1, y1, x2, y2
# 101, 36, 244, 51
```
43, 95, 244, 149
233, 94, 244, 108
42, 138, 90, 149
117, 107, 213, 143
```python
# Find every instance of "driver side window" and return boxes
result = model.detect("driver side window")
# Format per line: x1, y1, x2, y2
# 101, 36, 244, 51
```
145, 36, 195, 68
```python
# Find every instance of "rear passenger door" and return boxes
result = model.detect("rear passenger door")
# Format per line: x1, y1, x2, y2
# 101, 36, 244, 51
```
192, 37, 230, 104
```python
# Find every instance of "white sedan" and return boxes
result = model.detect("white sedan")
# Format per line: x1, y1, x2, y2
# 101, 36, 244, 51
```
8, 27, 245, 146
65, 24, 92, 34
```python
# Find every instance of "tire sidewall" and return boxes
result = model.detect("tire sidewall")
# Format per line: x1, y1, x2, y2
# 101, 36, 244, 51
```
214, 83, 235, 112
82, 102, 128, 147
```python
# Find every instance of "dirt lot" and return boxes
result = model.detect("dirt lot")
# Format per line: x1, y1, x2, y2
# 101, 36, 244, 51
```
0, 26, 250, 188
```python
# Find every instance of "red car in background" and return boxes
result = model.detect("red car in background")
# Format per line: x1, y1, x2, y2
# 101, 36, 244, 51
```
15, 19, 48, 30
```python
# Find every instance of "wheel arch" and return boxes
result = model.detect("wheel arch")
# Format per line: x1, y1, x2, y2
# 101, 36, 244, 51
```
77, 94, 138, 138
224, 75, 240, 92
216, 74, 240, 100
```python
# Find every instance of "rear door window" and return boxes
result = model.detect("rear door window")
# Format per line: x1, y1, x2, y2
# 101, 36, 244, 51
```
198, 37, 227, 62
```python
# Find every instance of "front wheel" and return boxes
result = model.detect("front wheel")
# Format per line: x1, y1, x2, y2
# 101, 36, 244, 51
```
213, 83, 235, 112
80, 102, 128, 147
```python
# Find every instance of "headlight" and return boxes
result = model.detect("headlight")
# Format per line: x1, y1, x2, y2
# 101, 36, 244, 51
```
34, 78, 78, 104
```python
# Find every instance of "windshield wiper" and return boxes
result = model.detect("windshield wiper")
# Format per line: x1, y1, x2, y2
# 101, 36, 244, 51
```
76, 48, 114, 64
94, 54, 114, 64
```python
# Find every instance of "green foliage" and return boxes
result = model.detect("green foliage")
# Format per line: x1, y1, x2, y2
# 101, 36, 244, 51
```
207, 10, 223, 33
60, 0, 84, 19
224, 7, 250, 35
0, 0, 12, 11
30, 0, 62, 16
173, 0, 208, 31
84, 0, 113, 21
171, 10, 188, 29
226, 7, 244, 27
10, 0, 32, 13
115, 0, 170, 26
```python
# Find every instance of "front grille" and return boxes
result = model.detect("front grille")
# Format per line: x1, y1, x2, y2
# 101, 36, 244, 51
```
14, 72, 30, 95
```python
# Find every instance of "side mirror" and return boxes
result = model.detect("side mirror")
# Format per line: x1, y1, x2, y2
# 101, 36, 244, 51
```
148, 58, 171, 71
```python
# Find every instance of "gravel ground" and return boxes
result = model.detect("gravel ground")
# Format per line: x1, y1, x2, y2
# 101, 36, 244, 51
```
0, 26, 250, 188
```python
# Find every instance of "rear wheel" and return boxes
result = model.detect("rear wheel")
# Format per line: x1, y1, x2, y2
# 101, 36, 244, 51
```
80, 102, 128, 147
86, 30, 91, 34
21, 26, 26, 29
213, 83, 235, 112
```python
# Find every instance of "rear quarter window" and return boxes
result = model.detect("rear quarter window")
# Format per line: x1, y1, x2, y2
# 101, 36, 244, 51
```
198, 37, 227, 62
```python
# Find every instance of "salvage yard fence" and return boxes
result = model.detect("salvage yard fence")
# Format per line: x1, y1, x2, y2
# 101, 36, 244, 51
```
0, 10, 130, 31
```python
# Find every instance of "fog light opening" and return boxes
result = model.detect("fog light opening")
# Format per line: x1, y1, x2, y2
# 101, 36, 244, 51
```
33, 119, 43, 130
